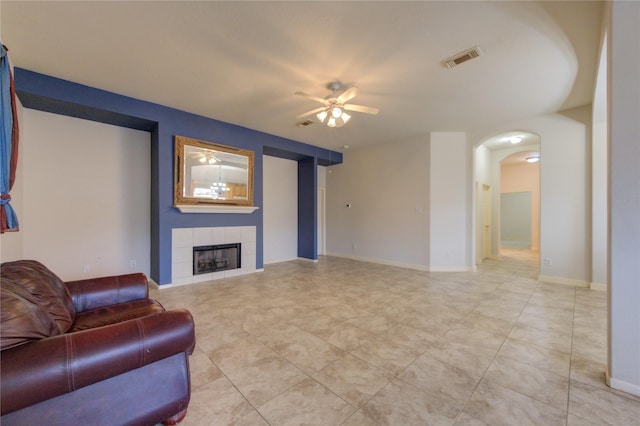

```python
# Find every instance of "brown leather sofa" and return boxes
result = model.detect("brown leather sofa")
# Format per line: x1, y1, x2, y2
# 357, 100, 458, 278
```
1, 260, 196, 426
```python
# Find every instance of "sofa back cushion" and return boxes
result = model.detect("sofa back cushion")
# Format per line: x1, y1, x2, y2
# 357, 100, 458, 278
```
1, 260, 75, 350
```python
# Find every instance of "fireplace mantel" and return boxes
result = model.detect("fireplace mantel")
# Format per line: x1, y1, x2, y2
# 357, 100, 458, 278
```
174, 205, 259, 214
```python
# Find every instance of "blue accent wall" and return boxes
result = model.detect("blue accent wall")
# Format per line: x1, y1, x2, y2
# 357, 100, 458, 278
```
298, 158, 318, 259
15, 68, 342, 284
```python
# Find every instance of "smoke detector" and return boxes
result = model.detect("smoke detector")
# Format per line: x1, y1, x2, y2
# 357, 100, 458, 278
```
442, 46, 483, 69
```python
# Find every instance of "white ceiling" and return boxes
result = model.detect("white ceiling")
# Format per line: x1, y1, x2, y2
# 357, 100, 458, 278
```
1, 1, 603, 152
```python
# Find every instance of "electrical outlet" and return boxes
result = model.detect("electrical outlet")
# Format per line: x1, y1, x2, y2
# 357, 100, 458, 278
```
130, 260, 137, 268
543, 258, 552, 266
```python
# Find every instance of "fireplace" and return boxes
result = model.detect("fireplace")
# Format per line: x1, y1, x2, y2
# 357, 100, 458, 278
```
172, 226, 256, 286
193, 243, 241, 275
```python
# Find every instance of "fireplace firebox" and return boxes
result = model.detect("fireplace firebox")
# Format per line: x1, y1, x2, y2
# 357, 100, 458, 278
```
193, 243, 241, 275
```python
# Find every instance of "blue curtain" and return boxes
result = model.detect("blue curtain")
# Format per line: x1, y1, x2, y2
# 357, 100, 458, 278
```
1, 44, 19, 233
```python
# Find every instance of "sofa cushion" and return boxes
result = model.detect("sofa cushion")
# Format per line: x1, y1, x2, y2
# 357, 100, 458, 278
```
70, 299, 165, 332
1, 279, 60, 350
0, 260, 76, 350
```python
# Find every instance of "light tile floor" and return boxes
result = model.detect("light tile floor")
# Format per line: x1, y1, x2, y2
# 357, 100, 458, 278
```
151, 248, 640, 425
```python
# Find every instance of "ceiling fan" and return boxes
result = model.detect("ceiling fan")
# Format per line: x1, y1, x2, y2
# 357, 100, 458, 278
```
295, 82, 379, 127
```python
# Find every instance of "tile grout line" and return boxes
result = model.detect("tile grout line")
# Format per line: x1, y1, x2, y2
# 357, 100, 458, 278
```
455, 268, 544, 423
565, 285, 577, 426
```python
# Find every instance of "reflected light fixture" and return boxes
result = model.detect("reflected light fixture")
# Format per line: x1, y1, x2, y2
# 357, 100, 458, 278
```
198, 155, 218, 165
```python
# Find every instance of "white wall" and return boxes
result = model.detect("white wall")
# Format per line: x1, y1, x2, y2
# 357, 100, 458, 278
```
318, 165, 326, 190
608, 0, 640, 396
475, 144, 491, 185
592, 31, 608, 289
539, 116, 589, 284
429, 132, 469, 270
474, 144, 491, 263
1, 109, 150, 281
326, 137, 429, 269
263, 155, 298, 263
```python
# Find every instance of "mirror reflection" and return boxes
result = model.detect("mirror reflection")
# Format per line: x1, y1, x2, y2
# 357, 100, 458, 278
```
174, 136, 254, 207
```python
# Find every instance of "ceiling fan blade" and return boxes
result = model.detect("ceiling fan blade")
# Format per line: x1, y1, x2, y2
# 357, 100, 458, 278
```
296, 106, 328, 118
294, 92, 329, 105
336, 86, 359, 104
343, 104, 380, 115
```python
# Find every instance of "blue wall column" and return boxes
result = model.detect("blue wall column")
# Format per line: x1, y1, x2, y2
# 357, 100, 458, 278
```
150, 126, 160, 280
298, 157, 318, 260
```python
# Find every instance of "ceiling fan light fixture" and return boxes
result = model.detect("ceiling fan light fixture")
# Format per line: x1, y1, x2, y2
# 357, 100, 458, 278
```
295, 83, 379, 128
317, 110, 328, 123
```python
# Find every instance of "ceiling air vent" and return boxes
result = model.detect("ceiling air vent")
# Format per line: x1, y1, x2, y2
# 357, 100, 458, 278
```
442, 46, 483, 69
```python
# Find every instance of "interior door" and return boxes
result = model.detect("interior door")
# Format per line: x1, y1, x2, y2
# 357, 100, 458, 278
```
482, 184, 492, 259
317, 188, 326, 255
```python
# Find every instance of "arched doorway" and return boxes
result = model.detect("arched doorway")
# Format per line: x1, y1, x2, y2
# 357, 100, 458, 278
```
473, 131, 540, 265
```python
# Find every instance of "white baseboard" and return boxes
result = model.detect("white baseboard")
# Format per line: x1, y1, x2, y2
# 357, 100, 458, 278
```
538, 275, 589, 287
606, 370, 640, 397
264, 257, 299, 265
327, 253, 429, 271
326, 253, 474, 272
263, 257, 319, 264
590, 282, 607, 291
429, 266, 476, 272
162, 268, 263, 289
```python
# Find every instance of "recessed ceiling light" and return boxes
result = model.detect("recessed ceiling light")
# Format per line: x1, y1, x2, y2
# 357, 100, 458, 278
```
510, 136, 522, 144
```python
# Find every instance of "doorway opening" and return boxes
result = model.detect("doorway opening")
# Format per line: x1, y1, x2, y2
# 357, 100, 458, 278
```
474, 131, 540, 267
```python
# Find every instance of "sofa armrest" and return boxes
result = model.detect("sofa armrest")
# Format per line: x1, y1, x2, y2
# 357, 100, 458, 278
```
0, 309, 195, 416
65, 273, 149, 312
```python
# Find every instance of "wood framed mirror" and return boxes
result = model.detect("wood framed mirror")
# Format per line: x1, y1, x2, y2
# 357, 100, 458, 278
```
174, 135, 254, 207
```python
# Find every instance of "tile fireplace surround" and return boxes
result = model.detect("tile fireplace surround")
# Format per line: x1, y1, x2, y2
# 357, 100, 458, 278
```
171, 226, 257, 286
